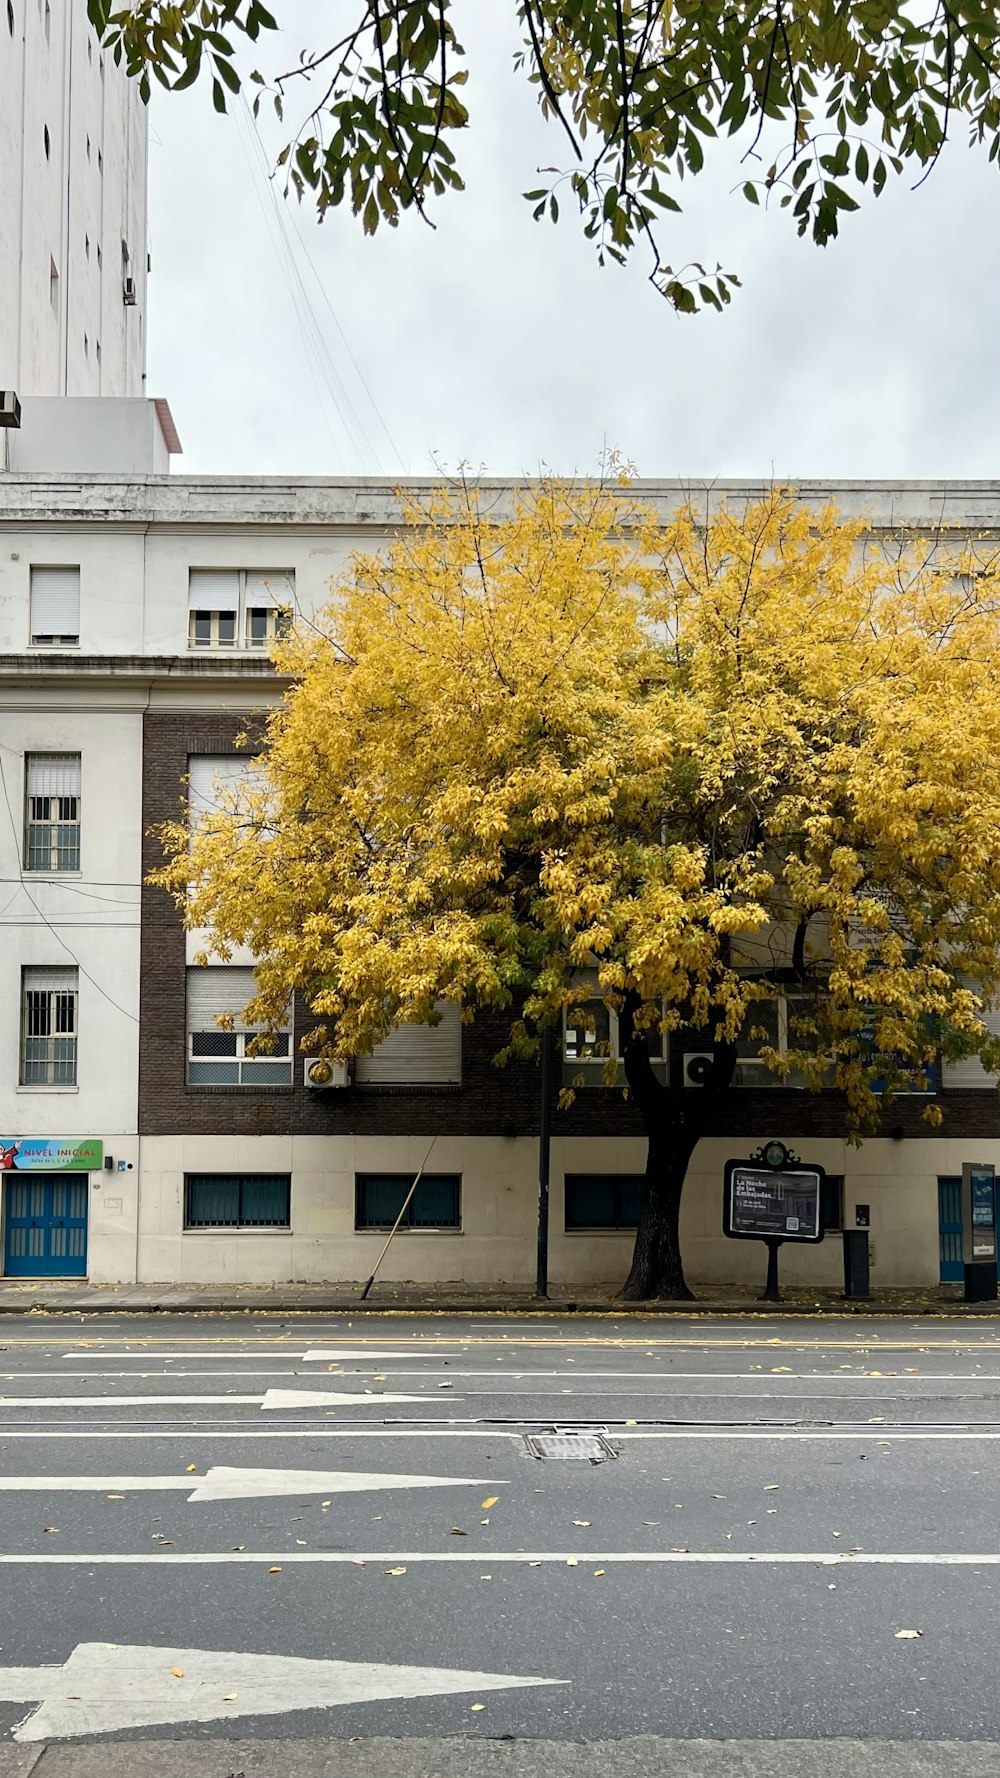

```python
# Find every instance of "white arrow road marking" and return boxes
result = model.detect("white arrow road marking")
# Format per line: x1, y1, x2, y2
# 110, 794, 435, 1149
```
0, 1391, 437, 1411
0, 1467, 503, 1503
0, 1642, 564, 1741
260, 1389, 438, 1411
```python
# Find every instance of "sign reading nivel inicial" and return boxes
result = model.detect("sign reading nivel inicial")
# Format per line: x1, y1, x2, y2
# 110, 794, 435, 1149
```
723, 1159, 825, 1243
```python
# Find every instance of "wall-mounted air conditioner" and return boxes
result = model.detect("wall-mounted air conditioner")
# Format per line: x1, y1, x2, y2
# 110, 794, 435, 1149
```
304, 1057, 349, 1090
123, 276, 137, 306
682, 1052, 714, 1086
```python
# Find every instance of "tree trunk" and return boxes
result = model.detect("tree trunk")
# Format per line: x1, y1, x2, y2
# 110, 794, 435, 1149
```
620, 1120, 699, 1300
617, 993, 736, 1302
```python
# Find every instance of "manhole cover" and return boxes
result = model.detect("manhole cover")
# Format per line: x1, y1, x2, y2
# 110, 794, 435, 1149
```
526, 1433, 616, 1462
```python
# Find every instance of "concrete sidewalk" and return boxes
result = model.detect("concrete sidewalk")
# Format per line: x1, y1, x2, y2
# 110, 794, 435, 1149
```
0, 1277, 994, 1315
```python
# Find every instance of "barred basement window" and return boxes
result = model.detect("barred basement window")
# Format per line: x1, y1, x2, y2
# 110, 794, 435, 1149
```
564, 1174, 644, 1230
20, 967, 78, 1085
186, 966, 292, 1086
355, 1174, 461, 1231
184, 1174, 290, 1229
24, 754, 80, 871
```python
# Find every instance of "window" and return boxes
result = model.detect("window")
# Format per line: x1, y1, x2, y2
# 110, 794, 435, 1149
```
30, 566, 79, 646
186, 966, 292, 1086
187, 754, 266, 824
822, 1175, 844, 1232
562, 974, 667, 1086
727, 993, 812, 1088
24, 754, 80, 871
20, 967, 77, 1085
565, 1174, 644, 1230
355, 1174, 461, 1231
354, 1002, 462, 1084
185, 1174, 290, 1230
188, 569, 294, 650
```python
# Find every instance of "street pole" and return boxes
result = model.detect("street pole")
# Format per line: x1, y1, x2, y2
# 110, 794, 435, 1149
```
536, 1028, 553, 1299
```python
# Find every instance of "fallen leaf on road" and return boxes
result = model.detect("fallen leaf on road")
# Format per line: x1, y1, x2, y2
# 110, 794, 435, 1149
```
827, 1584, 837, 1591
295, 1539, 307, 1546
385, 1567, 407, 1576
231, 1545, 245, 1552
481, 1497, 499, 1510
528, 1561, 542, 1568
625, 1419, 637, 1427
480, 1574, 491, 1580
450, 1527, 468, 1536
593, 1569, 606, 1577
566, 1557, 579, 1566
771, 1366, 792, 1373
763, 1485, 780, 1492
170, 1668, 184, 1679
438, 1382, 454, 1390
106, 1494, 125, 1500
42, 1527, 58, 1534
185, 1465, 197, 1474
572, 1520, 591, 1527
712, 1494, 726, 1500
895, 1629, 922, 1639
766, 1509, 778, 1515
268, 1566, 282, 1575
470, 1703, 485, 1712
321, 1501, 331, 1508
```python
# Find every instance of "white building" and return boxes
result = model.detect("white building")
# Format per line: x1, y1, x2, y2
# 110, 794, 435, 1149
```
2, 426, 1000, 1292
0, 0, 148, 400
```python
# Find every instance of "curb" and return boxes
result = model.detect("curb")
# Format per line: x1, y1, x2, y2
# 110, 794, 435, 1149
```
0, 1297, 997, 1318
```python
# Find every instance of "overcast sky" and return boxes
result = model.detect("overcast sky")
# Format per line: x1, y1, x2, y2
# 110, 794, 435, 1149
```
146, 2, 1000, 482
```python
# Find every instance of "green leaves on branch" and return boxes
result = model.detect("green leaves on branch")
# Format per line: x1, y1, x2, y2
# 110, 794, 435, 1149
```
87, 0, 1000, 313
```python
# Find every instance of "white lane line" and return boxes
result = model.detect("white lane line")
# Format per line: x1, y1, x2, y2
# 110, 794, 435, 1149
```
16, 1368, 1000, 1383
0, 1549, 998, 1567
0, 1642, 563, 1741
0, 1467, 504, 1502
0, 1391, 438, 1411
3, 1426, 1000, 1442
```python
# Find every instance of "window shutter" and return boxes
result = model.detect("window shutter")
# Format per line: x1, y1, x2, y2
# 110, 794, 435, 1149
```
23, 966, 77, 995
188, 570, 238, 611
942, 1010, 1000, 1087
26, 754, 81, 799
187, 966, 262, 1035
354, 1002, 462, 1083
245, 570, 294, 607
30, 568, 80, 639
187, 755, 263, 821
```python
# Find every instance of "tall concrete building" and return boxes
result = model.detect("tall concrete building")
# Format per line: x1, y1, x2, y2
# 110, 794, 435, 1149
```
0, 0, 148, 399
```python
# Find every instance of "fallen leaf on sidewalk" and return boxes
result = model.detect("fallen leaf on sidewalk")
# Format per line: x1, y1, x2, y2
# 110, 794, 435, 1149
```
170, 1668, 184, 1679
223, 1693, 238, 1702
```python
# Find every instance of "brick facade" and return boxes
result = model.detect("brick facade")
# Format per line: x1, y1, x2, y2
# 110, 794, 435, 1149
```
140, 711, 1000, 1151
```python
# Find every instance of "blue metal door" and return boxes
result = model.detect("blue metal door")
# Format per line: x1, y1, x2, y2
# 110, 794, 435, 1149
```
938, 1175, 963, 1281
3, 1176, 88, 1277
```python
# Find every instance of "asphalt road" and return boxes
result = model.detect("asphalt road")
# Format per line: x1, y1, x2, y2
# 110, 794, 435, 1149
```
2, 1312, 1000, 1775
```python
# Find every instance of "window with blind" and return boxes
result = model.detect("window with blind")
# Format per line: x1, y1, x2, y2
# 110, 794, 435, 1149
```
184, 1174, 291, 1229
24, 754, 81, 871
188, 569, 293, 650
565, 1174, 645, 1230
186, 755, 265, 824
20, 967, 78, 1085
353, 1002, 462, 1084
186, 967, 292, 1086
355, 1174, 461, 1231
29, 567, 80, 646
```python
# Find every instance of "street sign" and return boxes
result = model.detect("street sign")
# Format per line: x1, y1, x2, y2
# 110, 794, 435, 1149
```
0, 1642, 562, 1740
724, 1162, 825, 1243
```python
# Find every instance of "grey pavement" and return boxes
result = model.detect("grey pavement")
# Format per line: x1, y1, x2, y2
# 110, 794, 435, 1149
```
3, 1314, 1000, 1767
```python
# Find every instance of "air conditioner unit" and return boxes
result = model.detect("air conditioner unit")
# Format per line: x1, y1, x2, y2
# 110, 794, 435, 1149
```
123, 276, 137, 306
682, 1052, 714, 1087
304, 1056, 349, 1090
0, 390, 22, 428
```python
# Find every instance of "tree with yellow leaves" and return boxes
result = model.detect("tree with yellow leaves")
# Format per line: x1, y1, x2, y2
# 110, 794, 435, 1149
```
154, 479, 1000, 1299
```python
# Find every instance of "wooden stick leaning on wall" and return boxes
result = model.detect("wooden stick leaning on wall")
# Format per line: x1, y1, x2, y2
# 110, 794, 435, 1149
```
359, 1133, 441, 1301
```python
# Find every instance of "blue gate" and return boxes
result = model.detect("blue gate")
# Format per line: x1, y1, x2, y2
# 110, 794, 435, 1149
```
938, 1175, 963, 1282
3, 1176, 89, 1277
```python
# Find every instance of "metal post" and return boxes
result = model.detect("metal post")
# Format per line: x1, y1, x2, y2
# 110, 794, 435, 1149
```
760, 1236, 783, 1303
536, 1028, 553, 1299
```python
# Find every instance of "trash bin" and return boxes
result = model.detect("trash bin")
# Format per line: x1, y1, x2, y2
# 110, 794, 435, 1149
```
842, 1229, 870, 1300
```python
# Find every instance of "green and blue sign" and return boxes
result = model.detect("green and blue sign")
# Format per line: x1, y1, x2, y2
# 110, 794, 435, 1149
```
0, 1139, 102, 1173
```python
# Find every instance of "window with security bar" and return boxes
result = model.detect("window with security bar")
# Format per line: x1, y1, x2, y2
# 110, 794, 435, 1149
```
20, 967, 78, 1085
24, 754, 81, 871
186, 966, 293, 1085
184, 1174, 291, 1229
188, 569, 294, 651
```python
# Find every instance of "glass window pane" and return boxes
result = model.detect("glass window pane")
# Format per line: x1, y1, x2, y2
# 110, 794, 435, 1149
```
240, 1059, 293, 1085
188, 1060, 241, 1084
191, 1030, 239, 1056
618, 1177, 644, 1227
565, 1176, 616, 1228
186, 1175, 240, 1227
217, 611, 236, 645
239, 1175, 291, 1227
190, 611, 212, 646
565, 1000, 613, 1060
247, 609, 268, 645
411, 1177, 461, 1228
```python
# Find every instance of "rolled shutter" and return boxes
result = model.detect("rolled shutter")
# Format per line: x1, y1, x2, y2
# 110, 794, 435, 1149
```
187, 966, 261, 1036
188, 570, 238, 611
26, 754, 80, 799
942, 1009, 1000, 1087
245, 571, 294, 607
30, 568, 80, 639
187, 755, 263, 821
355, 1001, 462, 1083
23, 966, 77, 995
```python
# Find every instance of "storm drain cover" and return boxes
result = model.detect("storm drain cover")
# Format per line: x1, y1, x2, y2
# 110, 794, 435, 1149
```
526, 1433, 616, 1462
